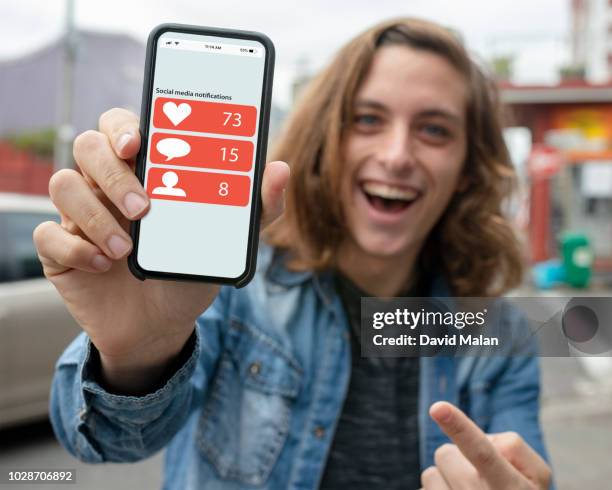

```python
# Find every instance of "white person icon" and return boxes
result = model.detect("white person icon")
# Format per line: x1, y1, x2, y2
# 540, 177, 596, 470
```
152, 171, 187, 197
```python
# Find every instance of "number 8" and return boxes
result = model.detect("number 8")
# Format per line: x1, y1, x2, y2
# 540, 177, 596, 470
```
219, 182, 229, 196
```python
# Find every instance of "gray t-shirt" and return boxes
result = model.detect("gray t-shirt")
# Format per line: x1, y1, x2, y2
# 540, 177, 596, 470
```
319, 272, 422, 490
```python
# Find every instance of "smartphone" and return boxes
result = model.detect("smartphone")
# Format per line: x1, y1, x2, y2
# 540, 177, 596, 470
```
128, 24, 275, 287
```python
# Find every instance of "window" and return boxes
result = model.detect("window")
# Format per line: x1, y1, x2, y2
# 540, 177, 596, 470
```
0, 212, 59, 283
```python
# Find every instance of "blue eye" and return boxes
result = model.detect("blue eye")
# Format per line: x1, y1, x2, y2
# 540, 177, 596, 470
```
423, 124, 450, 137
355, 114, 380, 125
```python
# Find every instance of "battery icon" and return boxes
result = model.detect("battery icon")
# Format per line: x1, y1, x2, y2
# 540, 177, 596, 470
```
249, 49, 255, 53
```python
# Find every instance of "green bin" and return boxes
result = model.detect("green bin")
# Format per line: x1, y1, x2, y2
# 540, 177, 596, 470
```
560, 232, 592, 288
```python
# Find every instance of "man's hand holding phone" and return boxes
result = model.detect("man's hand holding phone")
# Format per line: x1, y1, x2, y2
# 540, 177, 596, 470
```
33, 108, 289, 395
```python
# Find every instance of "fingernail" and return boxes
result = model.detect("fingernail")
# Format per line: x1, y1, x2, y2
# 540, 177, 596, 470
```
433, 402, 452, 422
117, 133, 132, 154
92, 254, 112, 271
124, 192, 148, 218
107, 235, 131, 258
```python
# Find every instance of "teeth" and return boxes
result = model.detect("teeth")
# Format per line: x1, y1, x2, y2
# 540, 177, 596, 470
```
362, 182, 419, 201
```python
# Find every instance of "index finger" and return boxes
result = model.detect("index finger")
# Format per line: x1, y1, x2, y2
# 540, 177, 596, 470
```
98, 108, 141, 161
429, 401, 518, 487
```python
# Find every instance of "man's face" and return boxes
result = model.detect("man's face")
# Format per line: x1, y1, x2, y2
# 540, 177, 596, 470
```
340, 45, 468, 261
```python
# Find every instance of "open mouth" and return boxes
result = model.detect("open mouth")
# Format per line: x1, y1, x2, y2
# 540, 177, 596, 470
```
360, 181, 421, 214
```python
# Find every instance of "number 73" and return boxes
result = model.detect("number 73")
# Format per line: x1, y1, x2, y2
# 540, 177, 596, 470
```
223, 111, 242, 127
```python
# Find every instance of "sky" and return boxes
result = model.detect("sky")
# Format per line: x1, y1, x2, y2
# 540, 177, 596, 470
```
1, 0, 571, 108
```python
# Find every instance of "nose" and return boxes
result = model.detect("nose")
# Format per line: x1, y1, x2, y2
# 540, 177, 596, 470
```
379, 123, 415, 173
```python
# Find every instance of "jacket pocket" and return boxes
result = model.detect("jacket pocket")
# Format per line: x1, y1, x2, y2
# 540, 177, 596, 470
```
196, 317, 303, 486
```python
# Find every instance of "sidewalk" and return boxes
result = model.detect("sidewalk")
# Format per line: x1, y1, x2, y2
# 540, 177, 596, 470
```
540, 357, 612, 490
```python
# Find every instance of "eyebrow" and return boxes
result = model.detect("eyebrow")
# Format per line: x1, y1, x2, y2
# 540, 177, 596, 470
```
354, 99, 388, 112
354, 98, 463, 125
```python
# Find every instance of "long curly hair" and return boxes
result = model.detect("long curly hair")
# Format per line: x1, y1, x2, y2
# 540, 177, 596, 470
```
263, 17, 523, 296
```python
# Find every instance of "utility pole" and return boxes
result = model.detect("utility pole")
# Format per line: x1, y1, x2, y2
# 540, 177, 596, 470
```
54, 0, 76, 172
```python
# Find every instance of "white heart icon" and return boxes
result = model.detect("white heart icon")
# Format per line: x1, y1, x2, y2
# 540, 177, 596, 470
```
162, 102, 192, 126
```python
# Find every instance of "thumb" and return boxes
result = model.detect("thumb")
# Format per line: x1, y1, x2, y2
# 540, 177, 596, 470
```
260, 160, 290, 229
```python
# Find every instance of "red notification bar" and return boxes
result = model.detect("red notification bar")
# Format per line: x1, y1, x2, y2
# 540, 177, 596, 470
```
149, 133, 254, 172
153, 97, 257, 137
146, 167, 251, 207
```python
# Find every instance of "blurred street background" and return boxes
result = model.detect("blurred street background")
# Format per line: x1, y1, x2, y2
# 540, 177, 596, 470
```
1, 0, 611, 489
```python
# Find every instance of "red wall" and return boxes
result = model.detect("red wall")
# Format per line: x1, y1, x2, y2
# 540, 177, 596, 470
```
0, 141, 53, 196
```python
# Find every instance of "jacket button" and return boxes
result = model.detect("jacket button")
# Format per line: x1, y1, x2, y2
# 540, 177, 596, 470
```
249, 361, 261, 376
313, 426, 325, 439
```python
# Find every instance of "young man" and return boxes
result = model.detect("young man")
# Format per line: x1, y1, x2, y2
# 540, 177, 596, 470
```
36, 18, 552, 489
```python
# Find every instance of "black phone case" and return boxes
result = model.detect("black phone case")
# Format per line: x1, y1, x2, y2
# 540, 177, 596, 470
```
128, 23, 275, 288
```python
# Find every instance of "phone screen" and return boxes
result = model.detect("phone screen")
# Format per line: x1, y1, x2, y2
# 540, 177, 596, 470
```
134, 29, 270, 281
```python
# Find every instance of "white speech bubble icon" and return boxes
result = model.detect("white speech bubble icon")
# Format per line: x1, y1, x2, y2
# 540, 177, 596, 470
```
156, 138, 191, 161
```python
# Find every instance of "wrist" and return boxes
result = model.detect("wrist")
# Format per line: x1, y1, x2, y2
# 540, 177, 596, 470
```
97, 326, 196, 395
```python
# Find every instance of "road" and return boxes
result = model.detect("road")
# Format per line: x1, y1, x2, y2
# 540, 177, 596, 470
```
0, 422, 163, 489
1, 357, 611, 490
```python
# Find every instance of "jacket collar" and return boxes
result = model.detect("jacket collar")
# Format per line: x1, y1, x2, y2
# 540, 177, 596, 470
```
265, 247, 314, 287
265, 247, 339, 309
265, 245, 453, 298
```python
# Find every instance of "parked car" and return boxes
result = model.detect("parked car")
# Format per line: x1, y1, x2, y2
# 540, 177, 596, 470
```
0, 192, 80, 429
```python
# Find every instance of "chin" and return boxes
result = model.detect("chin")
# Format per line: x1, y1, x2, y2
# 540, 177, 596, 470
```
352, 231, 416, 259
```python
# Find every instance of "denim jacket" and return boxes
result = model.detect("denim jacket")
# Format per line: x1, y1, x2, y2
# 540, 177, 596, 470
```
50, 244, 551, 489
